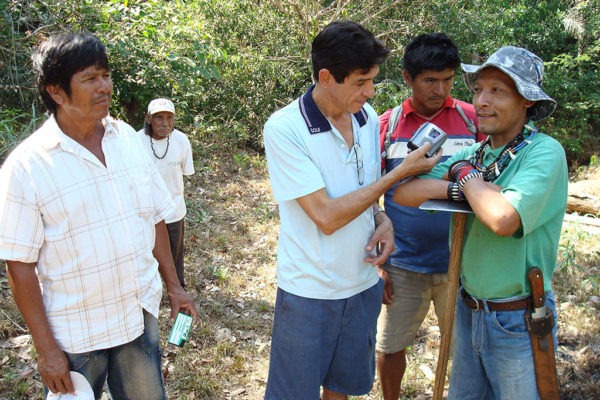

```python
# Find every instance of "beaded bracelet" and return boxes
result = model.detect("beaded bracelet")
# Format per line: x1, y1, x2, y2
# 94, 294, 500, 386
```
458, 170, 483, 191
447, 182, 465, 202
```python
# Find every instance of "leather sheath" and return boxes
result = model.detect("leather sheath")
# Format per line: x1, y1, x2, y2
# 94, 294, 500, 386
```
525, 267, 560, 400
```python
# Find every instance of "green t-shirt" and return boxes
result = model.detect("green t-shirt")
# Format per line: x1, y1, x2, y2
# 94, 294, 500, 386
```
422, 125, 568, 299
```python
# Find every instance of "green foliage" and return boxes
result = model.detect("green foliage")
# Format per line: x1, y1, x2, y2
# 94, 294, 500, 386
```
210, 264, 229, 283
369, 0, 600, 165
544, 50, 600, 164
187, 0, 315, 150
96, 0, 225, 128
558, 233, 599, 292
0, 0, 226, 131
545, 0, 600, 165
0, 1, 44, 111
0, 0, 599, 165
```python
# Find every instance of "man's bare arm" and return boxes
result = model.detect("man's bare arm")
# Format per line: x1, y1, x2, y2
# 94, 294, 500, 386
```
297, 143, 441, 235
461, 179, 521, 236
6, 261, 74, 395
393, 177, 449, 207
393, 175, 521, 237
153, 220, 199, 323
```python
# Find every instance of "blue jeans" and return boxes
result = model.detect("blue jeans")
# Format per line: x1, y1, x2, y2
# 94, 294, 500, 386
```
448, 291, 557, 400
63, 310, 166, 400
265, 280, 384, 399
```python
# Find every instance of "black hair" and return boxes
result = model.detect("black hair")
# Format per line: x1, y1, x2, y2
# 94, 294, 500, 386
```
32, 32, 109, 114
403, 33, 460, 79
311, 20, 389, 83
143, 121, 153, 137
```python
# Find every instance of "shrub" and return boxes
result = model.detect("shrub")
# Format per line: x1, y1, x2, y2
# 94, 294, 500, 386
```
0, 0, 598, 165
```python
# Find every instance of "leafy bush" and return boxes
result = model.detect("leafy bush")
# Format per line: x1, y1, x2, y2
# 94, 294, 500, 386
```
0, 0, 598, 164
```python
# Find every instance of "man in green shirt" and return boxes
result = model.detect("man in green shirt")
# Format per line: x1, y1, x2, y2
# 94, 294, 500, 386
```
393, 46, 567, 399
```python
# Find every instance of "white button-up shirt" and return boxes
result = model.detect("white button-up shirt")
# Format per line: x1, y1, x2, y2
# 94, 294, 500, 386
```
0, 116, 173, 353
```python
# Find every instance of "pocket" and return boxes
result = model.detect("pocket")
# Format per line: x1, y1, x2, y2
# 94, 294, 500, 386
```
65, 351, 92, 370
278, 289, 305, 318
369, 323, 377, 348
140, 312, 161, 354
363, 161, 379, 185
492, 309, 529, 336
129, 176, 154, 218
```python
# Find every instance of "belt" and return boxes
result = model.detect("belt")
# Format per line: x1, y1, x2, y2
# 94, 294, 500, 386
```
461, 288, 530, 311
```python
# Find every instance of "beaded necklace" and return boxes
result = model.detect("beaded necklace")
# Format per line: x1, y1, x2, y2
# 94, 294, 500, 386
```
150, 135, 169, 159
470, 124, 537, 182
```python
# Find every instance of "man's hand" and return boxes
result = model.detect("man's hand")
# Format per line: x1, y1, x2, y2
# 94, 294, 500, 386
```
38, 343, 74, 395
378, 267, 394, 305
364, 212, 394, 266
167, 286, 199, 325
390, 142, 442, 182
5, 261, 74, 395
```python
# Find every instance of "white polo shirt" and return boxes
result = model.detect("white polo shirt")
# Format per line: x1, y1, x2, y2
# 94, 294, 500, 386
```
264, 85, 381, 300
0, 116, 173, 353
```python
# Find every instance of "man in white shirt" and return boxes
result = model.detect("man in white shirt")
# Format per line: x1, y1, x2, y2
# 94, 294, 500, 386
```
263, 21, 440, 400
0, 32, 197, 399
138, 98, 195, 288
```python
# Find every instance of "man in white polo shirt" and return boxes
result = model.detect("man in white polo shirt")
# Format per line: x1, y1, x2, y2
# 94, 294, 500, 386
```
0, 32, 197, 399
263, 21, 440, 400
138, 98, 195, 288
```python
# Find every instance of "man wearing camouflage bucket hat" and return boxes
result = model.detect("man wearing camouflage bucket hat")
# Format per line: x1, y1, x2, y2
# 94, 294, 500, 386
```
392, 46, 568, 399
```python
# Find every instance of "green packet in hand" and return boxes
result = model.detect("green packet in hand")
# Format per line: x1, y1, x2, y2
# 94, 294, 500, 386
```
168, 312, 193, 347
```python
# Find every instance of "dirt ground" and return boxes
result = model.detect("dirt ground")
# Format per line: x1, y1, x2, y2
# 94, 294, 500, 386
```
1, 151, 599, 399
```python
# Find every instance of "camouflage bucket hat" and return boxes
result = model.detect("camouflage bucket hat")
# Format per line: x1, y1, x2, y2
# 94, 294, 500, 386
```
461, 46, 556, 121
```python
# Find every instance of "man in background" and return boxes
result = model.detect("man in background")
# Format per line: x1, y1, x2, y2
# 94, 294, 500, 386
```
139, 98, 195, 288
376, 32, 484, 399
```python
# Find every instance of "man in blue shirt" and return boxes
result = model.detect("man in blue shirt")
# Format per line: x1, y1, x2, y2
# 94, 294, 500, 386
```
376, 33, 483, 399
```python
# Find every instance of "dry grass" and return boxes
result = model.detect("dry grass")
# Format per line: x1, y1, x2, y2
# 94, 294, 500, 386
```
1, 149, 599, 399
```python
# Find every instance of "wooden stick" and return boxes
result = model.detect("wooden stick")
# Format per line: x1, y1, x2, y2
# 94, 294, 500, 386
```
433, 212, 467, 400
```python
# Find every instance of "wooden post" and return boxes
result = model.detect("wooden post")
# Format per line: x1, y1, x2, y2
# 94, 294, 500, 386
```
433, 212, 467, 400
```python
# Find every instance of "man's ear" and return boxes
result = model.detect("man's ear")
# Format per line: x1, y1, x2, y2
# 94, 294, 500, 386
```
145, 114, 152, 124
524, 99, 535, 109
403, 70, 413, 87
317, 68, 333, 87
46, 84, 66, 105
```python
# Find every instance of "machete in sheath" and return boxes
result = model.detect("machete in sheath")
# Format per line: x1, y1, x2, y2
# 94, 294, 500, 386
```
525, 266, 560, 400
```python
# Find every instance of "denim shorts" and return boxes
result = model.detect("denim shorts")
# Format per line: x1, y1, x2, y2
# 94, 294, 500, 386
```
265, 280, 384, 399
448, 291, 557, 400
62, 310, 166, 400
376, 265, 449, 353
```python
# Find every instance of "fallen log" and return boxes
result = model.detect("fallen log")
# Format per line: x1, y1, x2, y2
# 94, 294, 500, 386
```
567, 192, 600, 216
